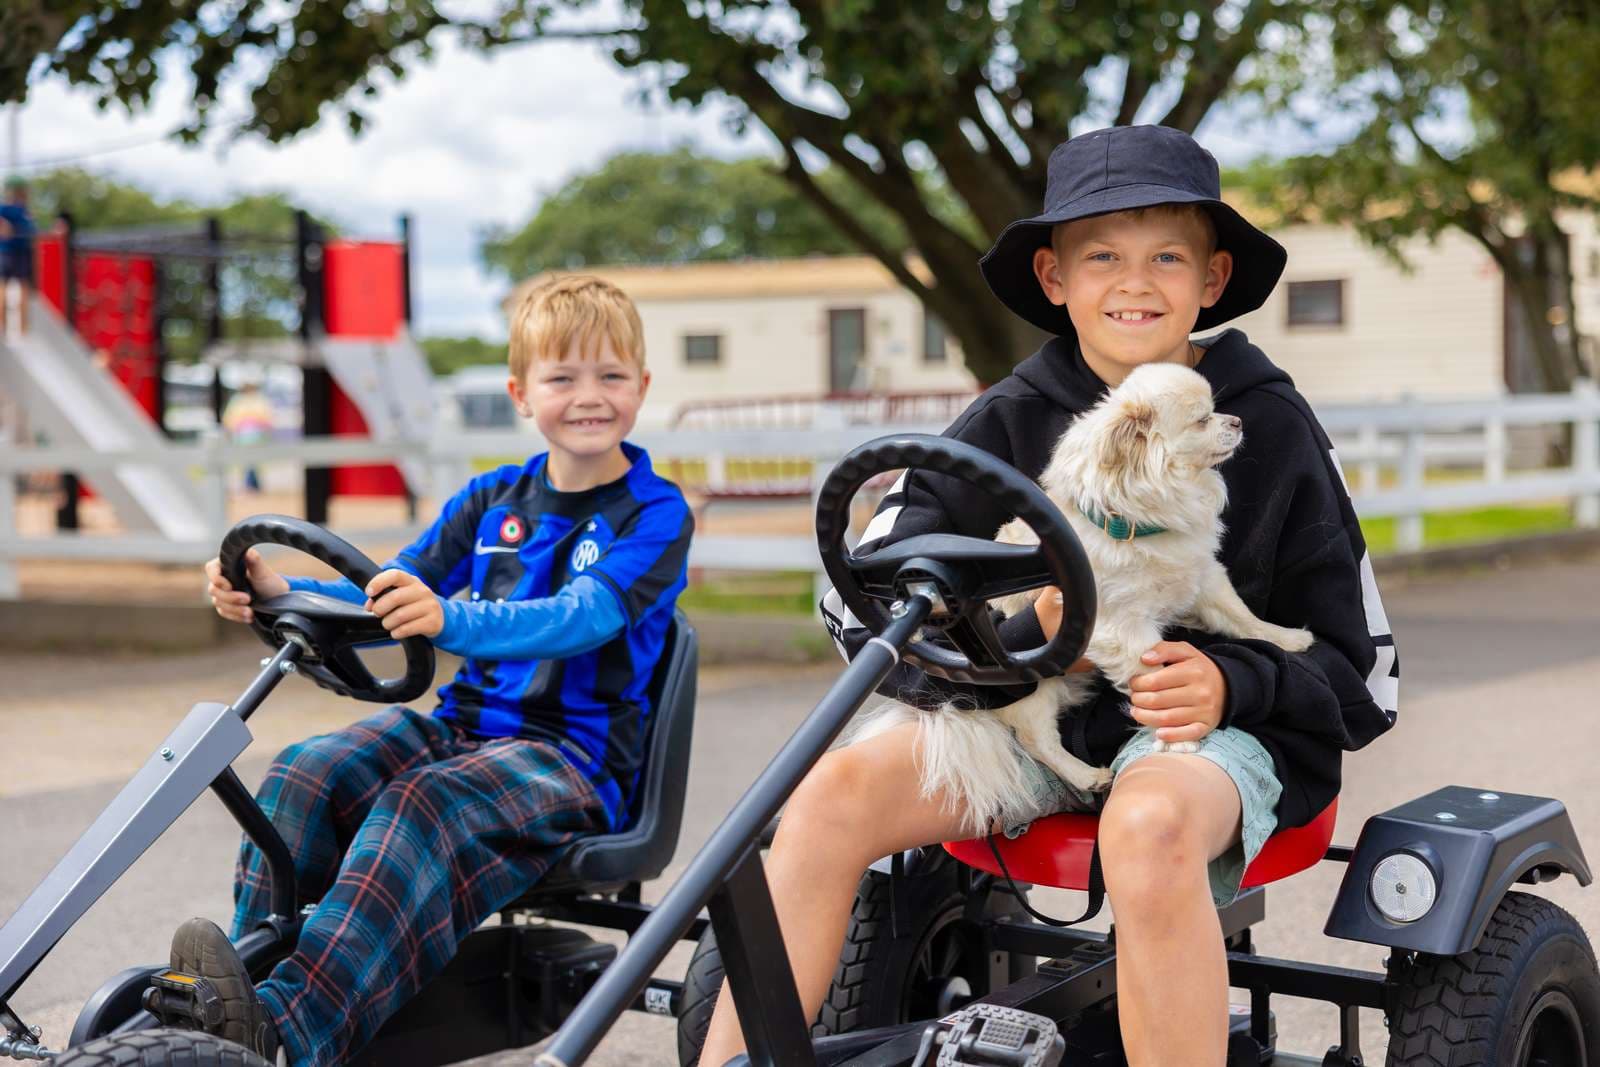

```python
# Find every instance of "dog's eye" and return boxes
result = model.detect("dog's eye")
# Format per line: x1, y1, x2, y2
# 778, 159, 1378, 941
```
1196, 416, 1210, 426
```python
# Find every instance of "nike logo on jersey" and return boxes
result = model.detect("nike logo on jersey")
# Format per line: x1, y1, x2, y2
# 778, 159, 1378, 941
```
474, 538, 519, 555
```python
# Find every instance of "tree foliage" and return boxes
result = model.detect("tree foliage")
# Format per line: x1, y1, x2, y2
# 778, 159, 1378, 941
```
4, 1, 1312, 382
481, 147, 906, 280
419, 335, 507, 376
1244, 0, 1600, 391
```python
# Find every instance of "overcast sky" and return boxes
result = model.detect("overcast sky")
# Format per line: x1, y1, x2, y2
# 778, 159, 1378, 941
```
8, 34, 1319, 341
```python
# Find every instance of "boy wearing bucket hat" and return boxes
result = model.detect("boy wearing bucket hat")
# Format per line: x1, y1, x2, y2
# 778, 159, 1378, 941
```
700, 125, 1397, 1066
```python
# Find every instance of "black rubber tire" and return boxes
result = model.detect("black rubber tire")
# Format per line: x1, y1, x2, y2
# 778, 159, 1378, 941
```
1386, 891, 1600, 1066
51, 1029, 274, 1067
676, 858, 1026, 1066
677, 927, 728, 1067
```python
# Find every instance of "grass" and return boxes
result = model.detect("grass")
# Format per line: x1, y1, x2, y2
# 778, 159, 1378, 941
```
679, 570, 818, 617
1358, 504, 1573, 555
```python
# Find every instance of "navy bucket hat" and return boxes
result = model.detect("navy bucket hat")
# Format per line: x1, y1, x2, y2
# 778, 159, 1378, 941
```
978, 125, 1287, 338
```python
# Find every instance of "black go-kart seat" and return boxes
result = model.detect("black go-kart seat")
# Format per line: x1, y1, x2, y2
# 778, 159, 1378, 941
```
509, 610, 698, 901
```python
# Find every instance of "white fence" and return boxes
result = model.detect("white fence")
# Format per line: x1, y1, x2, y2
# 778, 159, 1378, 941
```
3, 384, 1599, 600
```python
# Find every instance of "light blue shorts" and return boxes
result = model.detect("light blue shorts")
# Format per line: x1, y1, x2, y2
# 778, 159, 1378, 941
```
1008, 726, 1282, 907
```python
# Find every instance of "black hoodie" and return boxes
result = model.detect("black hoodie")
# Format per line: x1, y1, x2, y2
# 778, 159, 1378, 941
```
820, 329, 1399, 830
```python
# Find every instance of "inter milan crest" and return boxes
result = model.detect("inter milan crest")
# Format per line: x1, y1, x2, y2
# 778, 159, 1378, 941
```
499, 515, 525, 545
571, 538, 601, 572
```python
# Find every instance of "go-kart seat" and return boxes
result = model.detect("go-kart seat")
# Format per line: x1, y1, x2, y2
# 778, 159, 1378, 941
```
511, 611, 699, 899
945, 798, 1339, 892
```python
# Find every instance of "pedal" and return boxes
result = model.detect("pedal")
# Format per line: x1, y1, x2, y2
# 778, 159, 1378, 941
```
142, 969, 226, 1031
910, 1003, 1066, 1067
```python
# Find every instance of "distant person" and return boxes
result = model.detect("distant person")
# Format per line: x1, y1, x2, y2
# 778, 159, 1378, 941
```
0, 177, 36, 337
221, 381, 274, 492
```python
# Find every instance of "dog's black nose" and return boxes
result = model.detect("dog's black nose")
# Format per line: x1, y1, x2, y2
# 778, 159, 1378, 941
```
1222, 414, 1242, 430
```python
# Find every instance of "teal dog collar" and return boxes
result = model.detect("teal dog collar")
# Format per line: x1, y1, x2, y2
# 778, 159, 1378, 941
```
1078, 505, 1167, 542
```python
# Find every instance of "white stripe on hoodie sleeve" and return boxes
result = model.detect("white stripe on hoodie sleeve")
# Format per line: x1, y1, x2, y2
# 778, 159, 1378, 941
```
1330, 447, 1399, 721
819, 470, 908, 661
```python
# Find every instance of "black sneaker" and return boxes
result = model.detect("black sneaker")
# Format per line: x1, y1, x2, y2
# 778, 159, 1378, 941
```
144, 917, 281, 1060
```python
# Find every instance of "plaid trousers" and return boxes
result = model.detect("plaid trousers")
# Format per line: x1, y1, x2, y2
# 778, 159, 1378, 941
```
231, 706, 606, 1067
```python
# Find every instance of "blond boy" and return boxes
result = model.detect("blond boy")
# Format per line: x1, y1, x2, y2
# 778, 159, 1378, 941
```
171, 276, 694, 1066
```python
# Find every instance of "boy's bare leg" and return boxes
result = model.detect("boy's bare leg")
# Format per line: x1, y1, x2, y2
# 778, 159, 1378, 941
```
15, 282, 27, 335
1099, 753, 1244, 1067
0, 280, 9, 337
697, 722, 975, 1067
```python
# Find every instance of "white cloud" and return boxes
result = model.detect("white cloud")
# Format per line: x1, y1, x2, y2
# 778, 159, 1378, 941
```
9, 35, 767, 339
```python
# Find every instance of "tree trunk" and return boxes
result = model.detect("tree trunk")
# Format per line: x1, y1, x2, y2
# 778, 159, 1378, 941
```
1503, 223, 1584, 393
1537, 218, 1588, 381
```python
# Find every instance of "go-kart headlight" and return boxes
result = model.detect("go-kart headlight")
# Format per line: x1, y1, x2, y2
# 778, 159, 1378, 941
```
1370, 851, 1437, 923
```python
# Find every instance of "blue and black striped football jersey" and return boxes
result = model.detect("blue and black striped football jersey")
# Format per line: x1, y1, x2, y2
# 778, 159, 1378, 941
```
394, 443, 693, 827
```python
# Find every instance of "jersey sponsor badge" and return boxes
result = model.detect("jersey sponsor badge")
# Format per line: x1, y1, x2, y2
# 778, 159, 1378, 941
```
499, 515, 525, 544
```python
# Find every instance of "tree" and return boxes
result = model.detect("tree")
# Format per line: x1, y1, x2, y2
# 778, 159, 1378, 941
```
4, 1, 1312, 383
481, 147, 907, 280
25, 168, 196, 230
1244, 0, 1600, 392
420, 335, 507, 376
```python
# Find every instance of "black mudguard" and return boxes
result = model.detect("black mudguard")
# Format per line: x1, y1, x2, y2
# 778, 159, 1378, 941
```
1325, 785, 1590, 956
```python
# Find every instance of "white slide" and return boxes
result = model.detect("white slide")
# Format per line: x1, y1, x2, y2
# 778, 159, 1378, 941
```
318, 330, 436, 494
0, 294, 209, 540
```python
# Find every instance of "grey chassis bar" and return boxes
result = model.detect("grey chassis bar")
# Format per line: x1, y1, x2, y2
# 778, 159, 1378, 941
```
534, 597, 934, 1067
0, 644, 299, 1009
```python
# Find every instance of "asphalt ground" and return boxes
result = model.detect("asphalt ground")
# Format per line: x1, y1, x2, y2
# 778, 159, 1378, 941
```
5, 555, 1600, 1064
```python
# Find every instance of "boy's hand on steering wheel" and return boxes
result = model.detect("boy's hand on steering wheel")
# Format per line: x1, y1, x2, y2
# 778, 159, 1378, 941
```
205, 549, 289, 624
365, 569, 444, 640
1033, 586, 1095, 674
1128, 641, 1228, 744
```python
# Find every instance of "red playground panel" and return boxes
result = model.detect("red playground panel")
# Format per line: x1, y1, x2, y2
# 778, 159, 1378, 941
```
35, 233, 66, 314
322, 240, 408, 498
324, 241, 404, 340
74, 253, 160, 420
28, 236, 160, 502
32, 235, 160, 418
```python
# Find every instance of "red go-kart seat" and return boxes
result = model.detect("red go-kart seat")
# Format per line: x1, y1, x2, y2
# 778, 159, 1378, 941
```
945, 799, 1338, 892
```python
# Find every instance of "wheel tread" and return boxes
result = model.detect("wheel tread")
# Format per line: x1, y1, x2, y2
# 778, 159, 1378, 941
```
1386, 892, 1596, 1066
53, 1030, 272, 1067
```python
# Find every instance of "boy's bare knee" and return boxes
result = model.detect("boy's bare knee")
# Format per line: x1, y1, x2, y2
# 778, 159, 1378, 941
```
782, 746, 876, 847
1099, 791, 1206, 902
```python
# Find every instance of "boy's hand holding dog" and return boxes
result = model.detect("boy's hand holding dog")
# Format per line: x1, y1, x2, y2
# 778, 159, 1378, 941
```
1036, 588, 1227, 744
365, 570, 444, 639
1129, 643, 1227, 745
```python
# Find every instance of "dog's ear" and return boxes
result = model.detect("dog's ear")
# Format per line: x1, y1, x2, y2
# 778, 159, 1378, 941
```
1099, 399, 1155, 470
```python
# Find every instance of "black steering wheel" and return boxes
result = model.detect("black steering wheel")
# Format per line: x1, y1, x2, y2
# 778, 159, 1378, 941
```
219, 515, 435, 704
816, 434, 1096, 685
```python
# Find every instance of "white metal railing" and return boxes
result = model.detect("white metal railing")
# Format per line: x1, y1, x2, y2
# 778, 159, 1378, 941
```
1323, 381, 1600, 552
2, 384, 1598, 600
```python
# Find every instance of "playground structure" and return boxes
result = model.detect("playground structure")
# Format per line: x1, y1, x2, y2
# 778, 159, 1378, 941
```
0, 209, 433, 537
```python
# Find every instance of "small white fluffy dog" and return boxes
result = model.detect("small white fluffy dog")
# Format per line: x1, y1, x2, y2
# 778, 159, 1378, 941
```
846, 363, 1315, 838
